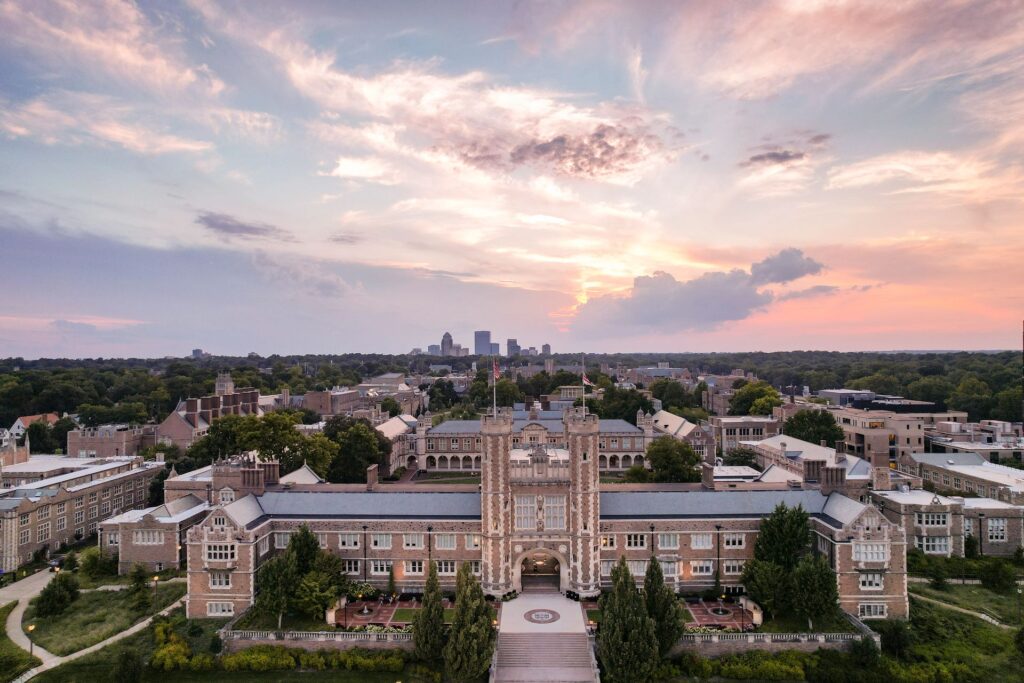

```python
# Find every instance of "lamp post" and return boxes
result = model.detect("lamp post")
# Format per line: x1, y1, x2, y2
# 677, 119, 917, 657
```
1018, 588, 1022, 625
715, 524, 723, 591
650, 524, 655, 551
427, 525, 433, 562
152, 574, 160, 595
978, 514, 986, 557
363, 525, 369, 582
27, 624, 35, 656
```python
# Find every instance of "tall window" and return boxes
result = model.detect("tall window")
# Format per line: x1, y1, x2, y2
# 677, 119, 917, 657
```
437, 560, 456, 575
274, 532, 291, 549
691, 533, 712, 550
657, 533, 679, 550
600, 535, 616, 549
404, 533, 425, 549
515, 495, 536, 530
435, 534, 456, 550
404, 560, 424, 575
338, 533, 359, 548
210, 571, 231, 588
988, 518, 1007, 542
465, 534, 481, 549
964, 519, 974, 537
543, 496, 566, 530
371, 533, 392, 549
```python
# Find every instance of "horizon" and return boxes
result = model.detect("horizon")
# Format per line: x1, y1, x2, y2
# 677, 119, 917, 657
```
2, 1, 1023, 358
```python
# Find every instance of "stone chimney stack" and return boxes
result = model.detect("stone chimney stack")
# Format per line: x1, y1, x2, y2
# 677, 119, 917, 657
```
366, 464, 378, 491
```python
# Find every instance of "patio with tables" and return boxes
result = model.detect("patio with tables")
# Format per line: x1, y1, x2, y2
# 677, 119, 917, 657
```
683, 597, 755, 631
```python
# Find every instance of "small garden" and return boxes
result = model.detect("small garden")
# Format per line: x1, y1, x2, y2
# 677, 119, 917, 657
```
0, 601, 41, 683
23, 560, 186, 655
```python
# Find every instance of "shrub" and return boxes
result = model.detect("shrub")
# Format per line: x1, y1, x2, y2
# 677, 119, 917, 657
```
849, 636, 880, 668
875, 619, 912, 660
34, 571, 80, 617
964, 535, 979, 559
928, 562, 948, 590
63, 551, 79, 572
209, 633, 223, 654
188, 653, 216, 671
298, 650, 327, 670
150, 637, 192, 671
112, 649, 143, 683
979, 558, 1017, 592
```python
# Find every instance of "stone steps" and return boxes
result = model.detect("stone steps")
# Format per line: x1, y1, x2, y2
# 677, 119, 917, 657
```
494, 633, 596, 682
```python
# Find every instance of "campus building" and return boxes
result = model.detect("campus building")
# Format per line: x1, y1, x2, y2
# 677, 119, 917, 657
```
0, 454, 162, 571
176, 409, 908, 622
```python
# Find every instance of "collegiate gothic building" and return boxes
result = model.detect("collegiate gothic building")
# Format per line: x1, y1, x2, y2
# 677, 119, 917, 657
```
178, 408, 909, 622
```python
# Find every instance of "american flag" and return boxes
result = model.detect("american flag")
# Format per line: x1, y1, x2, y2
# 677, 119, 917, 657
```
493, 358, 501, 381
582, 371, 595, 387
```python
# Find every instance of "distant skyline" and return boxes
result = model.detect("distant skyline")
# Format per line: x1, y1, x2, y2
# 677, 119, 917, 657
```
1, 1, 1023, 359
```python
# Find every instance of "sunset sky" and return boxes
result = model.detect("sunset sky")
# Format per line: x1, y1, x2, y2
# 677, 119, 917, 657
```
1, 0, 1022, 358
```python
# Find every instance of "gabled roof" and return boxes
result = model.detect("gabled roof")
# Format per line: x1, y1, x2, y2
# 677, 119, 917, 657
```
279, 464, 324, 485
651, 410, 698, 438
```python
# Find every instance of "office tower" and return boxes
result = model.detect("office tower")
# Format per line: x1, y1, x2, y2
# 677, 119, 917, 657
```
542, 343, 551, 355
474, 330, 491, 356
441, 332, 454, 356
507, 338, 520, 356
490, 342, 500, 356
427, 344, 441, 356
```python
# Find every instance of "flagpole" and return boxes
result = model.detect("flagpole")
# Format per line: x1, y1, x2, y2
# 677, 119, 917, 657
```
493, 357, 498, 417
581, 353, 586, 416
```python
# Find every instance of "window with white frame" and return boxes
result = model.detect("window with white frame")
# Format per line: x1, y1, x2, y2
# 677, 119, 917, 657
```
404, 560, 424, 575
371, 533, 392, 549
437, 560, 456, 575
627, 559, 648, 576
435, 534, 456, 550
465, 534, 480, 549
404, 533, 424, 549
36, 522, 49, 543
100, 501, 110, 515
56, 502, 66, 514
56, 517, 66, 532
853, 543, 888, 562
658, 533, 679, 550
724, 560, 745, 575
915, 536, 950, 554
858, 603, 887, 618
341, 560, 360, 573
37, 506, 50, 520
600, 535, 616, 549
600, 560, 615, 576
18, 529, 29, 546
133, 530, 164, 545
690, 560, 714, 575
626, 533, 646, 548
691, 533, 713, 550
218, 488, 235, 504
915, 512, 948, 526
724, 533, 745, 548
338, 533, 359, 548
315, 532, 327, 548
989, 518, 1007, 542
859, 573, 883, 590
371, 560, 393, 575
543, 495, 566, 530
107, 531, 119, 545
205, 544, 236, 561
515, 495, 536, 530
210, 571, 231, 588
258, 536, 269, 555
470, 560, 481, 575
274, 532, 291, 549
211, 515, 227, 528
74, 510, 84, 524
964, 518, 974, 537
207, 602, 234, 616
659, 559, 677, 577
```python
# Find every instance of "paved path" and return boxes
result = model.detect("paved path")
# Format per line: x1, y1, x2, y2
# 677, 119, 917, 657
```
1, 570, 57, 667
494, 593, 596, 682
911, 593, 1012, 629
12, 596, 185, 682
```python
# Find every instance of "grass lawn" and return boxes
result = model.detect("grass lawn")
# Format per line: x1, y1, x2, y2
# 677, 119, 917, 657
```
391, 607, 458, 623
0, 602, 40, 683
149, 671, 439, 682
909, 582, 1024, 626
756, 612, 856, 633
586, 609, 601, 623
75, 568, 183, 590
415, 472, 480, 484
233, 609, 336, 632
24, 582, 186, 655
33, 610, 227, 683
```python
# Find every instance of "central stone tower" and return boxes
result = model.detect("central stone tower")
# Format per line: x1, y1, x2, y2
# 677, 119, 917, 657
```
480, 409, 514, 595
564, 407, 601, 596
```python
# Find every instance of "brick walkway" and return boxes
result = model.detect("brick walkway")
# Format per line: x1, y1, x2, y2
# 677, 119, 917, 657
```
333, 595, 479, 627
685, 599, 754, 630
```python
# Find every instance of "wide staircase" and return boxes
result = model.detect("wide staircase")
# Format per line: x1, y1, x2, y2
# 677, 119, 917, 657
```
493, 632, 597, 682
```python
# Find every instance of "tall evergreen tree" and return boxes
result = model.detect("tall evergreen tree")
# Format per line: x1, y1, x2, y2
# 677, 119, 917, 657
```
753, 503, 810, 571
644, 556, 685, 657
443, 562, 496, 682
597, 557, 659, 682
414, 560, 446, 663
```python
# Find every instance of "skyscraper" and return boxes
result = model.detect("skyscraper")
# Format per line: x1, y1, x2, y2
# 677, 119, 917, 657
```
474, 330, 491, 356
542, 343, 551, 355
490, 342, 500, 356
507, 338, 520, 356
441, 332, 453, 356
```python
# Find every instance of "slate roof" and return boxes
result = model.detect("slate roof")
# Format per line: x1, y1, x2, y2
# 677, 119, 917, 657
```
243, 491, 481, 526
599, 490, 841, 523
426, 418, 641, 435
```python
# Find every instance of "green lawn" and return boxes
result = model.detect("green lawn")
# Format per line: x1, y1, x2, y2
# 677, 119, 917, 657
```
233, 609, 335, 632
391, 607, 458, 623
149, 672, 438, 682
756, 612, 856, 633
32, 610, 227, 683
415, 472, 480, 484
24, 582, 186, 655
0, 601, 40, 683
75, 567, 183, 590
909, 582, 1024, 626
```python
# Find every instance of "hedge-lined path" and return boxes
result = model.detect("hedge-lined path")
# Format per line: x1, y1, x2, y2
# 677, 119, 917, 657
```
911, 593, 1011, 629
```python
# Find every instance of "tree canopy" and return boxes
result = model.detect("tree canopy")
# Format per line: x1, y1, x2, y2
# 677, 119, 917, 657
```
783, 409, 844, 447
729, 381, 782, 416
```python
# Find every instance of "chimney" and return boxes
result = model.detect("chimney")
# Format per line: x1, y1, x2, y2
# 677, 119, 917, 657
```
701, 461, 716, 490
366, 464, 378, 492
820, 439, 828, 447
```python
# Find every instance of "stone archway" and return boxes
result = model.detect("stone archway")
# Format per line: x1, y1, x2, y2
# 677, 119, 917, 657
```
513, 546, 569, 594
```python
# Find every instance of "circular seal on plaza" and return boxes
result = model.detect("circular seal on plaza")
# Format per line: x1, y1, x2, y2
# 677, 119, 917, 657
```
524, 609, 561, 624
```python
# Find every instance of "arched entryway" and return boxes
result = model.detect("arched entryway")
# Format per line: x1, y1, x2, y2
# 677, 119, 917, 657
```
513, 547, 569, 594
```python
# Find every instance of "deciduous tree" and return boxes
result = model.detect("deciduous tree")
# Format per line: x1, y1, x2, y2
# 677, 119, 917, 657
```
783, 410, 844, 448
792, 554, 839, 630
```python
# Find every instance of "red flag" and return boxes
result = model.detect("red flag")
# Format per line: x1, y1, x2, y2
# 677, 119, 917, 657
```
493, 358, 500, 381
582, 371, 595, 387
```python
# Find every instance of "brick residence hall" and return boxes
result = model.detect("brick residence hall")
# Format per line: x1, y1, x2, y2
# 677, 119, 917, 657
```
109, 409, 911, 623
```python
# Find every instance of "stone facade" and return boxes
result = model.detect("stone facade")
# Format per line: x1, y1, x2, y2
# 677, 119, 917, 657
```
67, 425, 146, 457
